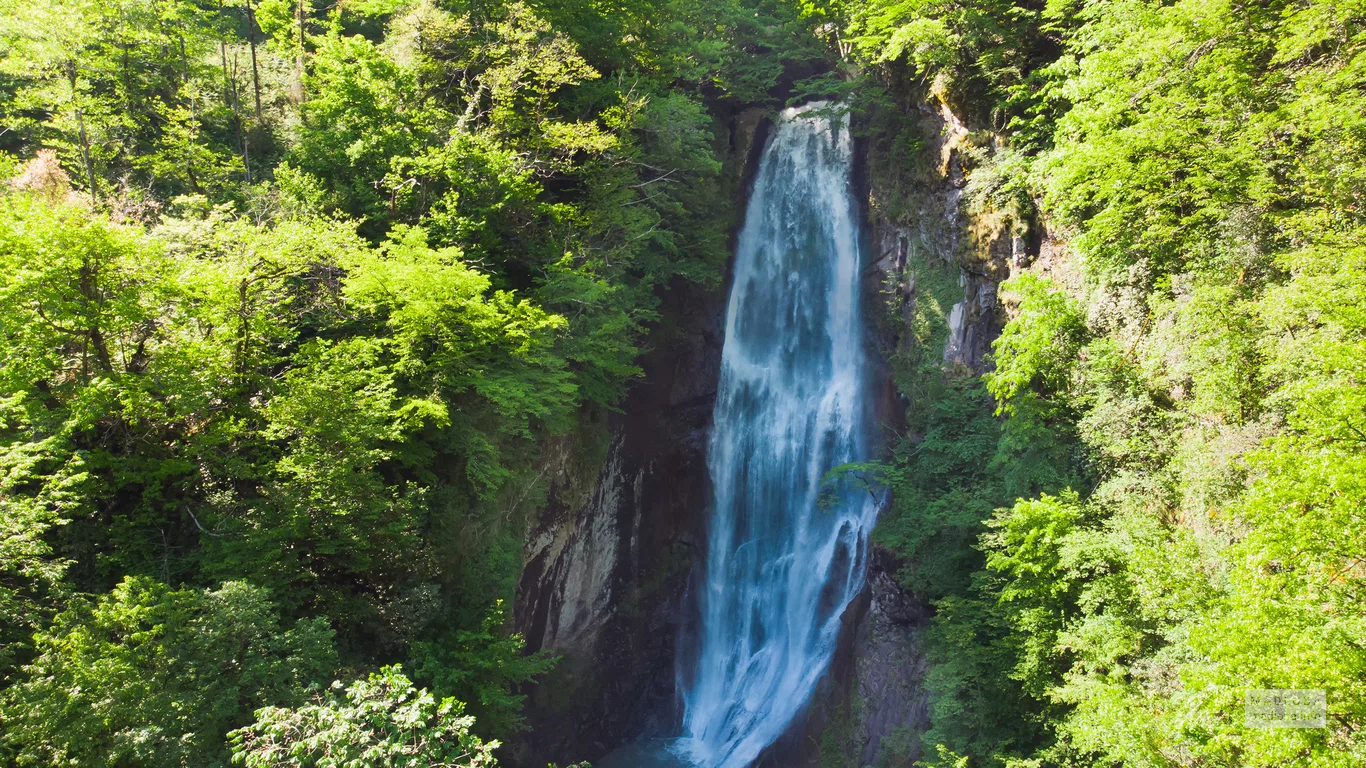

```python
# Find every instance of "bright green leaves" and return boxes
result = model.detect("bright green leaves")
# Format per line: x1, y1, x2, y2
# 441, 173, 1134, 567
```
292, 1, 612, 233
985, 274, 1087, 413
1135, 277, 1264, 430
475, 2, 610, 163
949, 241, 1366, 765
0, 0, 248, 200
343, 227, 567, 369
1180, 238, 1366, 765
3, 577, 336, 768
1035, 0, 1351, 280
229, 665, 499, 768
1262, 241, 1366, 447
141, 87, 247, 194
845, 0, 964, 78
0, 186, 575, 699
907, 0, 1366, 760
987, 492, 1084, 606
872, 372, 1006, 600
837, 0, 1050, 125
336, 225, 577, 497
983, 274, 1090, 499
0, 0, 792, 760
876, 17, 956, 70
286, 2, 723, 427
0, 192, 168, 384
260, 337, 421, 577
0, 496, 68, 680
0, 191, 197, 578
409, 600, 557, 738
295, 32, 439, 228
986, 493, 1094, 705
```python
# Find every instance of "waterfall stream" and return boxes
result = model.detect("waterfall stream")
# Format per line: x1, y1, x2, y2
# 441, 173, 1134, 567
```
675, 101, 877, 768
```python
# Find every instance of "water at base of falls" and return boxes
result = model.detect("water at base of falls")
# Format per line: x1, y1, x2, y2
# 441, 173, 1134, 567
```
596, 740, 696, 768
672, 101, 877, 768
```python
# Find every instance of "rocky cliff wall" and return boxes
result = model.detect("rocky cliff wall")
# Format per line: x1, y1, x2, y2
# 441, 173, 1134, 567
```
507, 108, 769, 768
805, 87, 1023, 768
510, 280, 724, 767
510, 86, 1022, 768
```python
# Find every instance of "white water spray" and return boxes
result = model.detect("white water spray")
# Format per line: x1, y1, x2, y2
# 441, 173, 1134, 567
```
675, 102, 877, 768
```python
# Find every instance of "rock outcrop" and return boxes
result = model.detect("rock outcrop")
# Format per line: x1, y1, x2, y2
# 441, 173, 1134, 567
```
508, 108, 769, 768
511, 87, 1020, 768
510, 275, 725, 767
810, 88, 1020, 767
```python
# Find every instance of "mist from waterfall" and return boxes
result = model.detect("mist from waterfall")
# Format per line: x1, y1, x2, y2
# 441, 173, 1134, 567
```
674, 101, 877, 768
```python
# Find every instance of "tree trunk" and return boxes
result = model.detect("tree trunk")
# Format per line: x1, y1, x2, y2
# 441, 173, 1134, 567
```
245, 0, 263, 124
186, 101, 200, 190
219, 0, 232, 108
293, 0, 307, 108
221, 40, 231, 107
230, 52, 251, 183
77, 263, 114, 374
68, 64, 98, 203
75, 108, 98, 203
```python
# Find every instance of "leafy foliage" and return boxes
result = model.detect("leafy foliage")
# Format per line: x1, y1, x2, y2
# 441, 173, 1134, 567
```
0, 0, 820, 757
3, 578, 336, 767
835, 0, 1366, 764
229, 665, 498, 768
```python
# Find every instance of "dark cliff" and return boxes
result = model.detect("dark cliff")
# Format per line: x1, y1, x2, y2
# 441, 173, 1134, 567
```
507, 107, 769, 768
510, 84, 1019, 768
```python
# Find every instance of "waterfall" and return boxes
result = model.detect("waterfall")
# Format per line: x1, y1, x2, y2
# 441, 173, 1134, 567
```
675, 101, 877, 768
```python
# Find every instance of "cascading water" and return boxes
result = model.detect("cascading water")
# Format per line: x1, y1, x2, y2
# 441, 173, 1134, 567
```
675, 101, 877, 768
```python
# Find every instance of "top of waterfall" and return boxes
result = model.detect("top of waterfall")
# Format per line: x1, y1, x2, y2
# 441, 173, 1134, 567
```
779, 100, 849, 120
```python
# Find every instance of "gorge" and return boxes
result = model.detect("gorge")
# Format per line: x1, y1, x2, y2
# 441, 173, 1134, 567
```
510, 91, 1010, 768
2, 0, 1362, 765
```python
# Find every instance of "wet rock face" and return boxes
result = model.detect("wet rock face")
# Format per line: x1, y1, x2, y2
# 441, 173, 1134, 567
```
519, 443, 639, 656
511, 92, 1019, 768
851, 548, 931, 766
510, 277, 725, 768
810, 94, 1018, 767
942, 272, 1000, 369
509, 107, 770, 768
862, 95, 1020, 377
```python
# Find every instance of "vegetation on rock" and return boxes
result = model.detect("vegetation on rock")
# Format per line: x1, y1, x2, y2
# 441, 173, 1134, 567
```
2, 0, 1363, 763
0, 0, 815, 760
827, 0, 1366, 764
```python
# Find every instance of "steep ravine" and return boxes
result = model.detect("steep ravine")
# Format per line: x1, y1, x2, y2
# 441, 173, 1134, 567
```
509, 280, 722, 766
506, 107, 766, 768
825, 88, 1025, 767
510, 91, 1020, 768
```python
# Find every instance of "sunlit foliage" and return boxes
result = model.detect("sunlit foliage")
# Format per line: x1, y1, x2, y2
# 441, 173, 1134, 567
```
0, 0, 815, 758
830, 0, 1366, 763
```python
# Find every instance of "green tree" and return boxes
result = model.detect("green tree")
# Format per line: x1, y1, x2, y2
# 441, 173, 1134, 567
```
229, 665, 499, 768
3, 577, 336, 768
410, 601, 557, 737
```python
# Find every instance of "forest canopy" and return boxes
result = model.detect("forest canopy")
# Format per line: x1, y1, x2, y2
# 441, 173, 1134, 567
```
0, 0, 818, 761
1, 0, 1364, 763
834, 0, 1366, 765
